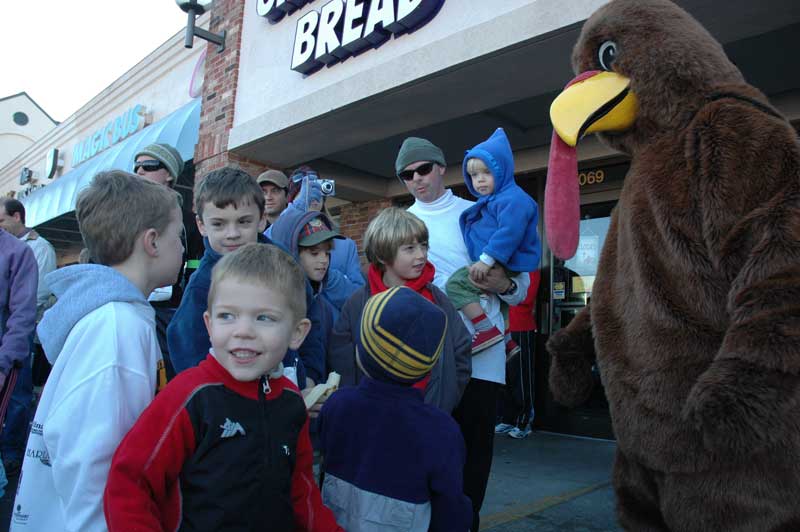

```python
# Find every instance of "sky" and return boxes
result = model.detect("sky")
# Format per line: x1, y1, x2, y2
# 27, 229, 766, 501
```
2, 1, 188, 122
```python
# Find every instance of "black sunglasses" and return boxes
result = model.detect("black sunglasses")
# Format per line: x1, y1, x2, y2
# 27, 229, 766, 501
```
134, 160, 165, 173
398, 162, 435, 181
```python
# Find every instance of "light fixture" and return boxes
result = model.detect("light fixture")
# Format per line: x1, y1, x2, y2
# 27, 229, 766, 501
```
176, 0, 226, 53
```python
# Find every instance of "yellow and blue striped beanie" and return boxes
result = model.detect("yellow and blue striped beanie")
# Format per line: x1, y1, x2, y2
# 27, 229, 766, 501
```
356, 286, 447, 385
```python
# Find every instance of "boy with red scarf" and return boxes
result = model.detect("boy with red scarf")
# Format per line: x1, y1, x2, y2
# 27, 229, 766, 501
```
328, 207, 471, 413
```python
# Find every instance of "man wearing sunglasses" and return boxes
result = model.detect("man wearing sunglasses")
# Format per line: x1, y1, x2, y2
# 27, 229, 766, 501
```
398, 136, 529, 532
134, 143, 184, 187
132, 143, 191, 380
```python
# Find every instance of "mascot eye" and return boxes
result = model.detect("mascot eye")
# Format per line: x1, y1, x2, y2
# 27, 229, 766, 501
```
598, 41, 618, 71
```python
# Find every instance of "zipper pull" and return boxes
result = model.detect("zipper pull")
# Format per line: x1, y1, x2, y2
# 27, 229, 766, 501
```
262, 376, 271, 395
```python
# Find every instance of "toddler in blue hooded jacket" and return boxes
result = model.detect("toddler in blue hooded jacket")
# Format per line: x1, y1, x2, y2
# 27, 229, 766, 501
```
445, 128, 541, 356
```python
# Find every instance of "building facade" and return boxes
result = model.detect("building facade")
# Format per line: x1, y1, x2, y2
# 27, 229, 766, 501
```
0, 92, 57, 169
5, 1, 799, 437
0, 16, 209, 263
190, 0, 800, 437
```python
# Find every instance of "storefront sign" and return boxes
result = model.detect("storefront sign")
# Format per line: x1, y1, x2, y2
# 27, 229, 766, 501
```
256, 0, 445, 75
72, 104, 147, 166
17, 183, 43, 199
44, 148, 62, 180
19, 167, 33, 186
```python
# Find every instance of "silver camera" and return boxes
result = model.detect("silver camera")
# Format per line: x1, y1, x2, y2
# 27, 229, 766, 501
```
319, 179, 335, 196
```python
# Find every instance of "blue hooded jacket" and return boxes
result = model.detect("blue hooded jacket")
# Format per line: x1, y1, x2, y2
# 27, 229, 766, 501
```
270, 208, 342, 358
266, 203, 364, 319
166, 235, 318, 387
459, 128, 541, 272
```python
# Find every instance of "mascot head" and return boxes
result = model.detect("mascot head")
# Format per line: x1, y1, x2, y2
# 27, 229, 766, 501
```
545, 0, 745, 259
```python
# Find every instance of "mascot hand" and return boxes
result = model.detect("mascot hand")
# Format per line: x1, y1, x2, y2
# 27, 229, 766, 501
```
683, 357, 797, 457
547, 307, 595, 407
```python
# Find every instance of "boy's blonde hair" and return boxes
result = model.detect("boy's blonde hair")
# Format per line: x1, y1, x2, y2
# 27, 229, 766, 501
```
208, 243, 307, 320
193, 166, 265, 219
75, 170, 181, 266
364, 207, 428, 270
465, 157, 490, 175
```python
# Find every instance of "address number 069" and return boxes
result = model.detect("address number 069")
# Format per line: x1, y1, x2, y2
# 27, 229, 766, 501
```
578, 170, 605, 186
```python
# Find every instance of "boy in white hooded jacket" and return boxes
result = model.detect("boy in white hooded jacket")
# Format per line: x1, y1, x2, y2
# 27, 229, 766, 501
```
11, 171, 184, 532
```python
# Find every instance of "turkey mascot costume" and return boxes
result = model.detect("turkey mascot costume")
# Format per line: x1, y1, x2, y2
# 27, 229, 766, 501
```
544, 0, 800, 530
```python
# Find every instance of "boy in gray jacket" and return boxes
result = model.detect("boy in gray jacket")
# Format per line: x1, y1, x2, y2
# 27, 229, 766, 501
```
328, 207, 470, 413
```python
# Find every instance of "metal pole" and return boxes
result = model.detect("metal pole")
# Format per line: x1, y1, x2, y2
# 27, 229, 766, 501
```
184, 8, 196, 49
195, 27, 226, 53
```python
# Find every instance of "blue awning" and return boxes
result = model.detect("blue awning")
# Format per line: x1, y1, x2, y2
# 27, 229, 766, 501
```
22, 98, 201, 228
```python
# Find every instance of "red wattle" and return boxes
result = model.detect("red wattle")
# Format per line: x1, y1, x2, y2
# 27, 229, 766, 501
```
545, 130, 579, 260
567, 70, 601, 88
544, 71, 599, 260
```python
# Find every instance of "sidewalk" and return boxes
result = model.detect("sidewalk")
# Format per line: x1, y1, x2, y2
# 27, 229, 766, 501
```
480, 431, 621, 531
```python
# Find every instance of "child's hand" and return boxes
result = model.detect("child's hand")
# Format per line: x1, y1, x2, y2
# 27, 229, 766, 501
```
307, 397, 326, 418
302, 372, 340, 417
469, 261, 492, 283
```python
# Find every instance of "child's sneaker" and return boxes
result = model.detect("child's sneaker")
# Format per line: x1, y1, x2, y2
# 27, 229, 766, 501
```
471, 326, 503, 354
508, 426, 532, 439
494, 423, 515, 434
505, 338, 521, 361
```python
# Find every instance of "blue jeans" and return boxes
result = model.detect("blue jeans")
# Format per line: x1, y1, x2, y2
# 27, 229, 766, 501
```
1, 354, 33, 464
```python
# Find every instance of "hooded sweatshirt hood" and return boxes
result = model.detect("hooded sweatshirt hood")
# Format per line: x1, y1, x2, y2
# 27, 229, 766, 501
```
270, 206, 339, 291
462, 128, 516, 201
458, 128, 542, 271
38, 264, 148, 364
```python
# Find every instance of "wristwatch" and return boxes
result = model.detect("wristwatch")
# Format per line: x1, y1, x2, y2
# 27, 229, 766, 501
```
500, 279, 517, 296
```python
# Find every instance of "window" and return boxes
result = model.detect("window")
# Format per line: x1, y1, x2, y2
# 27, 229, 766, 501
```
13, 112, 29, 126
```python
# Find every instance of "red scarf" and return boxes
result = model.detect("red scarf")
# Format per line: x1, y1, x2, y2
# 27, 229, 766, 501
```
366, 262, 437, 391
367, 262, 436, 302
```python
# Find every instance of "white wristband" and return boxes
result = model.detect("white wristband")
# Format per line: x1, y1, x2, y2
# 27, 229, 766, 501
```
479, 253, 496, 266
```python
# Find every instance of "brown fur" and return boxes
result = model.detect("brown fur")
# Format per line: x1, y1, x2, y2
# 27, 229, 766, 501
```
547, 1, 800, 529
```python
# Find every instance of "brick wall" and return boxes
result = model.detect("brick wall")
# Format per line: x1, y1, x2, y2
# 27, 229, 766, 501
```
194, 0, 267, 180
193, 1, 397, 258
337, 198, 394, 265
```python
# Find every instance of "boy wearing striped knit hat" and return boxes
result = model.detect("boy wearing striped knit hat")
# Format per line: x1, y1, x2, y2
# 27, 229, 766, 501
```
318, 286, 472, 531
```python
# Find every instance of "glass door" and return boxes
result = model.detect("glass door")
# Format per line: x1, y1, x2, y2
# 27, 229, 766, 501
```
539, 200, 616, 439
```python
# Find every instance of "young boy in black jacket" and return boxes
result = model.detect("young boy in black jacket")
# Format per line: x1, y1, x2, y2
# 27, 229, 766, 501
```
104, 244, 342, 531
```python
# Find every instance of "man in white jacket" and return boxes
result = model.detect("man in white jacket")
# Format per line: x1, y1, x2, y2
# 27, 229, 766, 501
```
11, 171, 184, 532
398, 137, 529, 532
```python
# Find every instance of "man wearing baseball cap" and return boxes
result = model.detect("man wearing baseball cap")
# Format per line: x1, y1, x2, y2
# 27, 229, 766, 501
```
257, 169, 290, 229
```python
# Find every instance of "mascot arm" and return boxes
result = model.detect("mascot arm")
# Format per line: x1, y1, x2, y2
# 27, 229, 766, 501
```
683, 97, 800, 456
547, 304, 596, 407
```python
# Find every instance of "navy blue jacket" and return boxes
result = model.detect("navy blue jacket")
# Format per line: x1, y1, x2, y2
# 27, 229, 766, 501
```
166, 236, 323, 386
270, 208, 343, 367
325, 237, 364, 321
460, 127, 542, 271
318, 378, 471, 531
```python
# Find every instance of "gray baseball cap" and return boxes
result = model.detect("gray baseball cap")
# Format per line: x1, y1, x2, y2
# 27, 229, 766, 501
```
257, 169, 289, 189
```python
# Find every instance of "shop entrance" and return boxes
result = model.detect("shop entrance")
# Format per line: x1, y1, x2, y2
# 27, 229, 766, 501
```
532, 163, 627, 440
